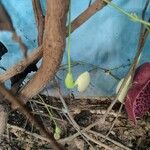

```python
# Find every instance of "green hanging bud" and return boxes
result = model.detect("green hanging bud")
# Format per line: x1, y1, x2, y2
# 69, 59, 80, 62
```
54, 126, 61, 140
65, 72, 75, 89
75, 71, 90, 92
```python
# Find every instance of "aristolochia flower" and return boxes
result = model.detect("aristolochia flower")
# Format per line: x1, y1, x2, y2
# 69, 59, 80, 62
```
75, 71, 90, 92
125, 62, 150, 125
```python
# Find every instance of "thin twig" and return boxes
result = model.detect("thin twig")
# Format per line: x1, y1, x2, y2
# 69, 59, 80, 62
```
32, 0, 44, 45
57, 85, 95, 149
66, 0, 111, 35
0, 46, 42, 82
31, 112, 65, 123
83, 133, 112, 150
32, 99, 62, 111
88, 0, 93, 7
0, 3, 28, 57
0, 3, 14, 31
59, 128, 132, 150
57, 82, 113, 150
7, 123, 116, 150
12, 32, 28, 58
142, 0, 150, 19
6, 123, 51, 143
88, 130, 132, 150
105, 103, 123, 138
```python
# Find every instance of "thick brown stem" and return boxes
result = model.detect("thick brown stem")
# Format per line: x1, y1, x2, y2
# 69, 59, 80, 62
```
19, 0, 68, 100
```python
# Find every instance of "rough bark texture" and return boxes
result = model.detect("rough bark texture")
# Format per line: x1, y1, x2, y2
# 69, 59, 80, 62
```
19, 0, 68, 100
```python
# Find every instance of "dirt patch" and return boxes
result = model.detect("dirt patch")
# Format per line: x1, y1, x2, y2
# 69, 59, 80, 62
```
0, 95, 149, 150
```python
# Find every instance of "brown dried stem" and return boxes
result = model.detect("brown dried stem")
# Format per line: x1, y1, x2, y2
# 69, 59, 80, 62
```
0, 3, 28, 57
58, 90, 112, 150
0, 3, 14, 31
32, 0, 44, 45
105, 103, 123, 138
0, 46, 42, 82
66, 0, 109, 35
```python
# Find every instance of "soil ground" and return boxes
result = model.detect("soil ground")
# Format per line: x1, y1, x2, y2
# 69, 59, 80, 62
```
0, 95, 149, 150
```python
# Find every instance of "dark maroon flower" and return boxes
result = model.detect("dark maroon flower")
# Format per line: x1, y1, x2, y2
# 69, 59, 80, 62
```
125, 62, 150, 124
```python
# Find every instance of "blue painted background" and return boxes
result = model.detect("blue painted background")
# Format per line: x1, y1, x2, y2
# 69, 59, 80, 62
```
0, 0, 150, 97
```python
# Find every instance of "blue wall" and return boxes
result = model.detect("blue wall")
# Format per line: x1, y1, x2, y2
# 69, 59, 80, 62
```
0, 0, 150, 96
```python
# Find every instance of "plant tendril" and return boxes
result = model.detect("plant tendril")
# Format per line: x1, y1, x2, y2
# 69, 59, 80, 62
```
67, 0, 72, 74
103, 0, 150, 28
